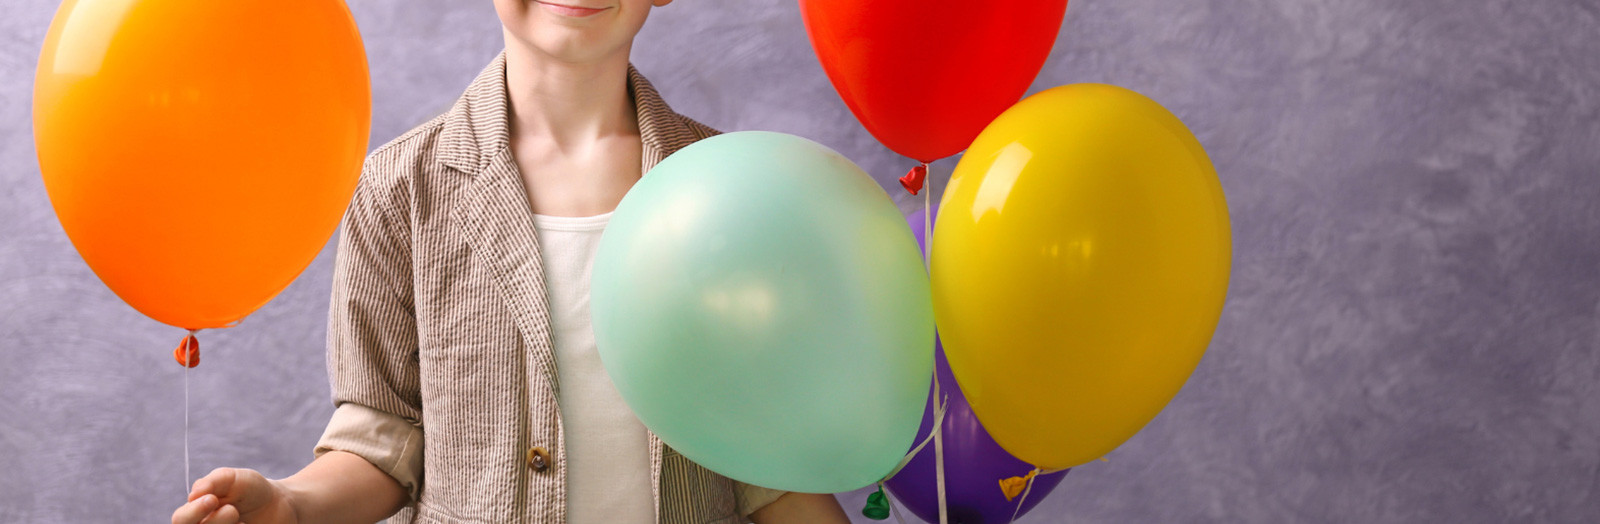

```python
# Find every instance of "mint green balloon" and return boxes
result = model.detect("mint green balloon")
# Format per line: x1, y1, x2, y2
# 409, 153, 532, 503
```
592, 131, 934, 493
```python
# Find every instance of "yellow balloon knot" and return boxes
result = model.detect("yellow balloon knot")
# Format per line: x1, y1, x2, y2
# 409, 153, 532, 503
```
998, 469, 1038, 501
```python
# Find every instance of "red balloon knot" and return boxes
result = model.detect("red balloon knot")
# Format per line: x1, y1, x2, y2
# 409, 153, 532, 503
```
899, 163, 929, 195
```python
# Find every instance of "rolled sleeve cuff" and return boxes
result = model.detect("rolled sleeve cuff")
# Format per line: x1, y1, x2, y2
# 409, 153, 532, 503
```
734, 482, 788, 519
314, 403, 424, 501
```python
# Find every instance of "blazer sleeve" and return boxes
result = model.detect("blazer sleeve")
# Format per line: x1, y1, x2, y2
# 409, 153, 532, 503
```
734, 481, 788, 519
313, 164, 426, 502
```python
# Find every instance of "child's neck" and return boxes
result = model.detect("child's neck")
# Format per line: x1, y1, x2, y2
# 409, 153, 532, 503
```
502, 37, 639, 149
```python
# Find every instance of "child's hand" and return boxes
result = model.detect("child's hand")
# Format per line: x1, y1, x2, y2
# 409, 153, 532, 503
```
171, 467, 297, 524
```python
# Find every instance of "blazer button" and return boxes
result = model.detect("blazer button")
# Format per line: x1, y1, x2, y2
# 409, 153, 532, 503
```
526, 446, 551, 472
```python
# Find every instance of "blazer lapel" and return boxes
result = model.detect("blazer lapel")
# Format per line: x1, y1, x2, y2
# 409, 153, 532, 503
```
452, 150, 564, 394
441, 53, 565, 399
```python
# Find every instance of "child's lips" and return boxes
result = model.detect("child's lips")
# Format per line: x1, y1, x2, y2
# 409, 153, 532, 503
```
535, 0, 610, 17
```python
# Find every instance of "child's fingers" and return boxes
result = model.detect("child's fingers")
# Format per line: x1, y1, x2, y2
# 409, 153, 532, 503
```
198, 504, 240, 524
189, 468, 238, 502
170, 494, 218, 524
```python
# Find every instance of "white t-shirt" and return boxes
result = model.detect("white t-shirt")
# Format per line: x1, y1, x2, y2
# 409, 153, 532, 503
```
531, 211, 654, 524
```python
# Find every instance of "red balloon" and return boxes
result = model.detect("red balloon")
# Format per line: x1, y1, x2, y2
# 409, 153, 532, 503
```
800, 1, 1068, 163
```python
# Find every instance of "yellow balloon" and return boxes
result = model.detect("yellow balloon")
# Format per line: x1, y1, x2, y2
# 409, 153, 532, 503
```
932, 84, 1231, 470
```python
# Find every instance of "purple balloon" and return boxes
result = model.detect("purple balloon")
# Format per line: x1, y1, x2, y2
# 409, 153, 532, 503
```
884, 208, 1068, 524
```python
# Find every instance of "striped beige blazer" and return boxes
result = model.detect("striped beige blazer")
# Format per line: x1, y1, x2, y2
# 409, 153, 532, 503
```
313, 52, 785, 523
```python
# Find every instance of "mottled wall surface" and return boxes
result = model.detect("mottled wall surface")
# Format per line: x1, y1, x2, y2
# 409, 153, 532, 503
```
1, 1, 1597, 522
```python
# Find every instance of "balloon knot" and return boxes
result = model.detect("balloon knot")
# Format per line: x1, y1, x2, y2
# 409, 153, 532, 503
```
999, 469, 1038, 501
899, 164, 928, 195
861, 485, 891, 520
173, 333, 200, 368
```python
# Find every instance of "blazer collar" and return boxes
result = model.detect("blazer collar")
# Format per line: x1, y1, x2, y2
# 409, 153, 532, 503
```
436, 51, 691, 177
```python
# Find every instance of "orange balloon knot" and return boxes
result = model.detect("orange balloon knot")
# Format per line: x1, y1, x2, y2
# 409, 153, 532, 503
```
998, 469, 1038, 501
173, 334, 200, 368
899, 163, 928, 195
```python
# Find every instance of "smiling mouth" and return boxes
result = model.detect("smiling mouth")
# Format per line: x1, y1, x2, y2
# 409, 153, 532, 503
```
535, 0, 611, 17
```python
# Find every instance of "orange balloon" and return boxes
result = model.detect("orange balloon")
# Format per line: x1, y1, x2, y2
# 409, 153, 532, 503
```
33, 0, 371, 329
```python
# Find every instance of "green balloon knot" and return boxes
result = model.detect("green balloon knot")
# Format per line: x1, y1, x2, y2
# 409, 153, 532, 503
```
862, 486, 891, 520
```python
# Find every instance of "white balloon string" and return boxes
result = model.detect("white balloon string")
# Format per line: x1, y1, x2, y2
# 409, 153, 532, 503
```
922, 163, 948, 524
880, 392, 948, 482
922, 162, 933, 273
932, 374, 948, 524
880, 162, 946, 487
183, 329, 194, 499
880, 481, 909, 524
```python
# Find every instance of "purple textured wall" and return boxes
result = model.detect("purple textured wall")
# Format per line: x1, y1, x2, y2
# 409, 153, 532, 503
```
1, 1, 1596, 522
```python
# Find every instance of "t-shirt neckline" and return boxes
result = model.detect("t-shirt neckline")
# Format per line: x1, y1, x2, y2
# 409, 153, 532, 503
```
531, 211, 612, 232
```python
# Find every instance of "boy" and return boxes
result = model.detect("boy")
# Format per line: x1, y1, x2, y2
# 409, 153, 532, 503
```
171, 1, 851, 522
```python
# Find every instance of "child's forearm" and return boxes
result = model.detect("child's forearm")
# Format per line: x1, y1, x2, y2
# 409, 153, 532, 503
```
279, 450, 410, 524
750, 492, 852, 524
